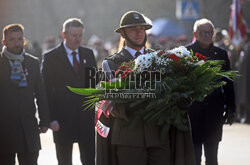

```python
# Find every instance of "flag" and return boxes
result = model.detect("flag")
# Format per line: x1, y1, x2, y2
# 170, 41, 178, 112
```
95, 100, 113, 138
228, 0, 247, 47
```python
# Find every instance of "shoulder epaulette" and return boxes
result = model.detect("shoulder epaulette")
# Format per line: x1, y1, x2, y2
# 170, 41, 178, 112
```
106, 51, 127, 64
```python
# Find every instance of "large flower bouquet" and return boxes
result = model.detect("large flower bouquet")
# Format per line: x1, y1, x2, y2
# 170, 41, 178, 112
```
68, 46, 238, 137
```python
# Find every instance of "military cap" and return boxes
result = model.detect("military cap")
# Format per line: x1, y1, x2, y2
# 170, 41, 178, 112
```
115, 11, 152, 33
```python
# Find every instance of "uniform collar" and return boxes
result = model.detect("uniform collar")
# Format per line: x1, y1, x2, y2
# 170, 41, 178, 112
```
125, 46, 145, 58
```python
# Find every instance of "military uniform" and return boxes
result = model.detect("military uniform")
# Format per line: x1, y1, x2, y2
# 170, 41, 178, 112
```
100, 48, 170, 165
96, 48, 195, 165
96, 10, 195, 165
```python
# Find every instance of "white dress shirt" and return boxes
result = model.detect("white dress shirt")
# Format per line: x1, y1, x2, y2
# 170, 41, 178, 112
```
63, 42, 80, 66
125, 46, 145, 58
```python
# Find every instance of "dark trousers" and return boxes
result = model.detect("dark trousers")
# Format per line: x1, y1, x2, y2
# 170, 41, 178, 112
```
116, 144, 170, 165
0, 151, 39, 165
194, 141, 219, 165
55, 141, 95, 165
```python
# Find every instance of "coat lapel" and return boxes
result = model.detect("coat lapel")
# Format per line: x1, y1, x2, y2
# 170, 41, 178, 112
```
56, 43, 77, 74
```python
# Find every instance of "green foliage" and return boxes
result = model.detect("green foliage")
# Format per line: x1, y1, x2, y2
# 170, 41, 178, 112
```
67, 48, 239, 138
67, 86, 103, 95
100, 81, 128, 89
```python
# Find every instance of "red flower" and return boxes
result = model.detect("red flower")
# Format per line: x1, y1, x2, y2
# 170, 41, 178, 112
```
115, 61, 134, 78
121, 65, 127, 70
121, 68, 132, 79
169, 54, 180, 61
157, 51, 165, 56
115, 67, 125, 78
115, 70, 120, 78
195, 52, 207, 60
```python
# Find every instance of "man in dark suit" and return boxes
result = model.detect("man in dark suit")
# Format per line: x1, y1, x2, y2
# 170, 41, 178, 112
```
186, 18, 236, 165
98, 11, 195, 165
0, 24, 50, 165
41, 18, 97, 165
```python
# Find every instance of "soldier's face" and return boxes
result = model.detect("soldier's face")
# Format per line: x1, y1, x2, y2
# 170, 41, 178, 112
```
63, 26, 83, 50
123, 26, 146, 47
194, 23, 214, 48
3, 31, 24, 54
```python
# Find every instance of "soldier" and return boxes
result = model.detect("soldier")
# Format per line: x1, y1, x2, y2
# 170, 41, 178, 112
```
97, 11, 195, 165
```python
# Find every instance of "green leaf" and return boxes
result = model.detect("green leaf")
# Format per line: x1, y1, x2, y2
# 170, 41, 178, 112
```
82, 97, 99, 111
67, 86, 102, 96
100, 81, 128, 89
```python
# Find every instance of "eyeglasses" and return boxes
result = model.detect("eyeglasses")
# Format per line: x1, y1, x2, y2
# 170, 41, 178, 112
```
199, 30, 213, 36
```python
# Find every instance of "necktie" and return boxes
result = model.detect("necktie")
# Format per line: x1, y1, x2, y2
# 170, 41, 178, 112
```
71, 51, 78, 73
135, 51, 141, 58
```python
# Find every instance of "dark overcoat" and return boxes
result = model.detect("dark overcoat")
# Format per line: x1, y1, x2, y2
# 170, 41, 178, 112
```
0, 53, 50, 153
41, 43, 97, 144
186, 41, 236, 143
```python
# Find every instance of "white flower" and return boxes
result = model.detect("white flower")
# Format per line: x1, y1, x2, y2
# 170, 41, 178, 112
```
132, 46, 191, 73
167, 46, 191, 58
133, 52, 157, 73
195, 60, 205, 66
155, 56, 171, 66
